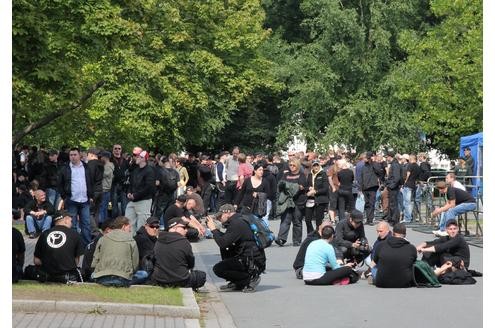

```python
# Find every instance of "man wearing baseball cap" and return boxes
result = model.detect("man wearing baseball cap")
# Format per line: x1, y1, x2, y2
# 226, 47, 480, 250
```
334, 209, 369, 263
206, 204, 266, 293
24, 210, 84, 283
150, 217, 206, 290
125, 149, 156, 235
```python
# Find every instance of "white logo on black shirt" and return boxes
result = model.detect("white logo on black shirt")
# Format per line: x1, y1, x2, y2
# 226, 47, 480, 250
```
46, 231, 67, 248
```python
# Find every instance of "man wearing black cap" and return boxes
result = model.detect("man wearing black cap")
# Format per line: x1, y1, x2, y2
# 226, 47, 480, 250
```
360, 152, 381, 225
134, 216, 160, 271
334, 209, 369, 263
25, 210, 85, 282
370, 223, 417, 288
41, 149, 61, 208
384, 151, 402, 224
206, 204, 266, 293
417, 220, 470, 269
151, 217, 206, 290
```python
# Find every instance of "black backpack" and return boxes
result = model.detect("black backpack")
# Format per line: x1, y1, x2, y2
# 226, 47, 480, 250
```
412, 260, 441, 288
241, 214, 275, 249
160, 168, 178, 194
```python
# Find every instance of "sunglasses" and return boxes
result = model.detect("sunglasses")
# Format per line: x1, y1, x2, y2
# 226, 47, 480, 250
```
113, 147, 122, 150
149, 224, 160, 229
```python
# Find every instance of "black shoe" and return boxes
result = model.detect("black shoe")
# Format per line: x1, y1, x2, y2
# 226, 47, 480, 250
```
219, 282, 239, 292
275, 239, 286, 247
293, 242, 301, 247
249, 274, 261, 289
241, 285, 256, 293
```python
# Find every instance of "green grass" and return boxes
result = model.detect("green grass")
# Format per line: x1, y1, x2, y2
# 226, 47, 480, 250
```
13, 281, 183, 306
13, 221, 26, 236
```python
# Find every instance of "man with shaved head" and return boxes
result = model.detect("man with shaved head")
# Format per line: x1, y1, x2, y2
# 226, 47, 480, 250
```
24, 189, 55, 238
364, 221, 392, 280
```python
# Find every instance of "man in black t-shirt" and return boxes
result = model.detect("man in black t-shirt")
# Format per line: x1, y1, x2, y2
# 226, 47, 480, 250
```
26, 210, 85, 282
402, 154, 421, 223
417, 220, 470, 269
163, 195, 188, 227
431, 181, 476, 236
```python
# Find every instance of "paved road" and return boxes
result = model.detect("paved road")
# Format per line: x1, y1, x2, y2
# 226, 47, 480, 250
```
194, 220, 483, 328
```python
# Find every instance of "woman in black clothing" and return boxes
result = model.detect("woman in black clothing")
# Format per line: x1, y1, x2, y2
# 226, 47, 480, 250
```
235, 163, 270, 217
337, 161, 355, 221
305, 161, 329, 234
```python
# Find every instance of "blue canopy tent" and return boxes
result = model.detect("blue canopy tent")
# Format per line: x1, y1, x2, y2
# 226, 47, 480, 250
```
459, 132, 483, 196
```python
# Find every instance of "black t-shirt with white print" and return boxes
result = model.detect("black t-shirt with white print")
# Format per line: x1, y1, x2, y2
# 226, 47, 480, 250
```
34, 225, 84, 275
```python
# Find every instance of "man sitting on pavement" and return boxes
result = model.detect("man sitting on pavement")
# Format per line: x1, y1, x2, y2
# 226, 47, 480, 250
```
370, 223, 417, 288
431, 181, 476, 236
91, 216, 147, 287
206, 204, 266, 293
334, 209, 370, 264
417, 219, 470, 269
303, 225, 356, 285
364, 221, 392, 280
24, 189, 55, 238
150, 217, 206, 290
25, 210, 84, 283
134, 216, 160, 273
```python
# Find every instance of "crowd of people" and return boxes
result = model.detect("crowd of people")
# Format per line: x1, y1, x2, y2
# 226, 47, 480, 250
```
12, 144, 480, 291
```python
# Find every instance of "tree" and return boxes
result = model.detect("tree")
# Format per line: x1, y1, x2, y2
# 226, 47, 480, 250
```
392, 0, 482, 157
13, 0, 276, 153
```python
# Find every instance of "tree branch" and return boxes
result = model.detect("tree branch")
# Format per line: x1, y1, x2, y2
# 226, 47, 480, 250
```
12, 81, 105, 146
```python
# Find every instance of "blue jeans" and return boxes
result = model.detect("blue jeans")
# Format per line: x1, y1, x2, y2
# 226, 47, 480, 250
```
438, 202, 476, 231
26, 215, 52, 234
99, 191, 111, 223
261, 199, 272, 227
94, 271, 149, 287
402, 187, 414, 222
66, 199, 91, 246
45, 188, 61, 209
398, 189, 404, 213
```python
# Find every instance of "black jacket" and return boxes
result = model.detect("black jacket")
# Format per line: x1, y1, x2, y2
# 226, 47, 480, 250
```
110, 156, 129, 186
129, 164, 156, 201
57, 162, 94, 201
151, 231, 194, 284
334, 220, 366, 249
386, 159, 402, 190
262, 170, 277, 201
212, 213, 266, 270
360, 162, 380, 191
426, 234, 470, 268
307, 169, 329, 204
373, 236, 417, 288
134, 226, 157, 266
87, 159, 104, 194
41, 160, 60, 189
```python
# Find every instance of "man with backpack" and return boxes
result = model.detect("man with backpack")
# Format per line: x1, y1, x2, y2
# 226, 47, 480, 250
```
206, 204, 266, 293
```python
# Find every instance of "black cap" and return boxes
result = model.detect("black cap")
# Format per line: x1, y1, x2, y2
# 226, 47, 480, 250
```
54, 210, 71, 222
366, 151, 374, 159
215, 204, 236, 219
100, 150, 112, 158
350, 209, 364, 223
167, 217, 189, 230
146, 216, 160, 226
386, 150, 395, 158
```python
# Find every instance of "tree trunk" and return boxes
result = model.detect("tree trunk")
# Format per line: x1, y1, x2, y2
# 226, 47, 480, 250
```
12, 81, 105, 146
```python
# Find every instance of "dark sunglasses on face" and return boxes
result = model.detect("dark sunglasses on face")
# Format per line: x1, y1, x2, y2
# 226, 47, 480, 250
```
149, 224, 160, 229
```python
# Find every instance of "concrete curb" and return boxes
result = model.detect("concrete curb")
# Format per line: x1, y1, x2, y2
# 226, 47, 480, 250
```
13, 287, 200, 319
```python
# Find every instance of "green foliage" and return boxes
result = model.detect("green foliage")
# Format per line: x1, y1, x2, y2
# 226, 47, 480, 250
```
13, 0, 276, 153
392, 0, 482, 157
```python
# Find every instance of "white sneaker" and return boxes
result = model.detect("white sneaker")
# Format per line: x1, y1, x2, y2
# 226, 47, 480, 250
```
433, 230, 448, 237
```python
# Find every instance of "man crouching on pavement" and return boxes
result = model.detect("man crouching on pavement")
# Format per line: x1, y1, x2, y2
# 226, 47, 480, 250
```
206, 204, 266, 293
